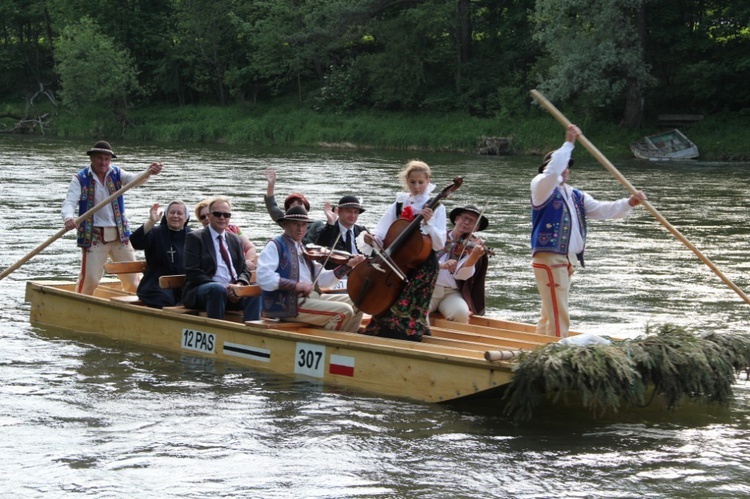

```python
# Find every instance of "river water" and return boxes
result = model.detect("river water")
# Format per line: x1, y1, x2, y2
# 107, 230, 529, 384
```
1, 134, 749, 497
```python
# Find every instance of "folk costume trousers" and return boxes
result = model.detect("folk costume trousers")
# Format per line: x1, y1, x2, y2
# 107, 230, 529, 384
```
429, 285, 470, 323
532, 252, 575, 338
77, 227, 138, 295
288, 292, 363, 333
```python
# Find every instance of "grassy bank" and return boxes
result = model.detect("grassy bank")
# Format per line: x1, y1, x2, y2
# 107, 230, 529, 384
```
8, 98, 750, 160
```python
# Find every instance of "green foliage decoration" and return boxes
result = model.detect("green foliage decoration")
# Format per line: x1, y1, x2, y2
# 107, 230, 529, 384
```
503, 324, 750, 420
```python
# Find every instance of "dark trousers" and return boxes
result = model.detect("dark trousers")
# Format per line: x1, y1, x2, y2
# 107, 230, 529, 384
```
194, 282, 261, 321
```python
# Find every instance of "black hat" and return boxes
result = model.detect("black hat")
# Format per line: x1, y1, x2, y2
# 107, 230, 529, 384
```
86, 140, 117, 158
538, 151, 574, 174
277, 205, 314, 224
335, 195, 365, 213
449, 205, 489, 231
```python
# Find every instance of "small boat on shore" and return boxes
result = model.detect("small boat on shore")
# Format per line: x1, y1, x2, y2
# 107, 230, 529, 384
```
25, 280, 750, 418
630, 129, 699, 161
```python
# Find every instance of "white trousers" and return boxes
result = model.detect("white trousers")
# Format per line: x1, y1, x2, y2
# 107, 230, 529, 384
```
76, 228, 138, 295
429, 285, 470, 323
288, 292, 364, 333
532, 252, 574, 337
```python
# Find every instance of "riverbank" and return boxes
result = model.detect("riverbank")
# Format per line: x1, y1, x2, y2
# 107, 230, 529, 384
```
8, 98, 750, 160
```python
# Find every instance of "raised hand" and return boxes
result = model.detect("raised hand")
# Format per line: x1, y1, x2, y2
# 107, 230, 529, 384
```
323, 201, 337, 224
149, 203, 163, 223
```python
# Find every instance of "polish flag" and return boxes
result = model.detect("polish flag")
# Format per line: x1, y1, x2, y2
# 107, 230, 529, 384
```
329, 354, 355, 377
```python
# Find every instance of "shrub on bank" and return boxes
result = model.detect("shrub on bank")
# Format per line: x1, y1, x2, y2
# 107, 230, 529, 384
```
3, 99, 748, 160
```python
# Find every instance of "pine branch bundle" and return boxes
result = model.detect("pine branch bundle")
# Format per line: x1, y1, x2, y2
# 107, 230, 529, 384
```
503, 324, 750, 420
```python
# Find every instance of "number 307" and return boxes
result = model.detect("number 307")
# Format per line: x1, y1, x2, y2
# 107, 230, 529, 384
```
298, 349, 322, 370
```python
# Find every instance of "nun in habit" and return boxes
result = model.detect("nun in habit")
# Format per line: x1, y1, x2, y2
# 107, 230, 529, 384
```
130, 200, 192, 308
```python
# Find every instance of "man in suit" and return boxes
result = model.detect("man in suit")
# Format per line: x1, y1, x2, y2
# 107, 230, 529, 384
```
182, 197, 261, 320
315, 195, 366, 269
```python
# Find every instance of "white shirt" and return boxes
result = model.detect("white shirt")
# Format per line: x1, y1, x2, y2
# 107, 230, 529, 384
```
257, 238, 340, 291
208, 226, 234, 285
436, 231, 477, 288
61, 165, 140, 226
530, 141, 633, 259
338, 222, 357, 254
372, 186, 447, 252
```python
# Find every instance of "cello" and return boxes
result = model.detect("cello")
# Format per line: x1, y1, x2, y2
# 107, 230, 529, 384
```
347, 177, 463, 315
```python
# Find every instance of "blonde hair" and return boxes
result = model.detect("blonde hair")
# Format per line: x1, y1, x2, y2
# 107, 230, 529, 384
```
194, 199, 210, 219
398, 160, 432, 190
195, 197, 232, 219
208, 197, 232, 212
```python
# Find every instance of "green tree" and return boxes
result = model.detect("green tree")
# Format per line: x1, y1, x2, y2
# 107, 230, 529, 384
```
310, 0, 539, 115
0, 0, 56, 100
643, 0, 750, 114
170, 0, 246, 105
54, 17, 142, 123
45, 0, 174, 103
532, 0, 655, 127
232, 0, 369, 104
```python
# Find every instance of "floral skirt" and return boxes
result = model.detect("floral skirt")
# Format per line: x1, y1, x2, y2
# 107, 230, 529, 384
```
363, 252, 438, 342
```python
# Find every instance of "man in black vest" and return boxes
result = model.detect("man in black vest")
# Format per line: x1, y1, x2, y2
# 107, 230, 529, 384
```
315, 195, 366, 270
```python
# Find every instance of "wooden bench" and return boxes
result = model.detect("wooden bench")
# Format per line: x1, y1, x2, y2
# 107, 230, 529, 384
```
104, 260, 147, 275
104, 261, 147, 304
658, 114, 704, 127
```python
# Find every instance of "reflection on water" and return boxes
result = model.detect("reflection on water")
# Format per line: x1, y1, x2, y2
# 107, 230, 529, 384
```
1, 135, 750, 497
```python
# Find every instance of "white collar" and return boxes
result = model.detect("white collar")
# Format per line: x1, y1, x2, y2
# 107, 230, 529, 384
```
208, 226, 225, 240
396, 183, 435, 204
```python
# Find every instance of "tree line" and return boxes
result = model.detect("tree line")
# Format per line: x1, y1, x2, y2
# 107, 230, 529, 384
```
2, 0, 748, 130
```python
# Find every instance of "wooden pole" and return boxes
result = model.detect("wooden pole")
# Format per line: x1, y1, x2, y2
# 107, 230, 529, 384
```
530, 89, 750, 306
0, 169, 153, 282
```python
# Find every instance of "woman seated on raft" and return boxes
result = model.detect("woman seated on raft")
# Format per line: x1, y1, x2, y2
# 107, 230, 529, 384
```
130, 200, 192, 308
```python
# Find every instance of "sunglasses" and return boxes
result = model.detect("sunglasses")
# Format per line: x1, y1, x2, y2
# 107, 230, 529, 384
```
212, 211, 232, 219
199, 214, 208, 220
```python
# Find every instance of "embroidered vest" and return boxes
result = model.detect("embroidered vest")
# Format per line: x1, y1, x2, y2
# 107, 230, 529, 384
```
437, 230, 466, 261
262, 235, 315, 318
76, 166, 130, 248
531, 187, 587, 265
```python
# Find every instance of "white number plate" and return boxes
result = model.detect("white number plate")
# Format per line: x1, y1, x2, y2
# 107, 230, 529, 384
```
294, 342, 325, 377
181, 328, 216, 354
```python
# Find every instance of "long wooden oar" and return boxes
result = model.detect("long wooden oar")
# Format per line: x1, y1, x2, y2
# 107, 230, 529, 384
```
0, 169, 153, 281
530, 89, 750, 306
